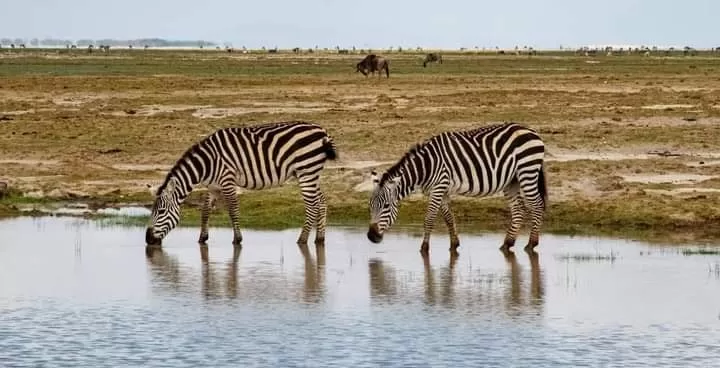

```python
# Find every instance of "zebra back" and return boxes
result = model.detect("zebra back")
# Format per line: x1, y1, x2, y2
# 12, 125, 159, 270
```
377, 122, 544, 196
156, 121, 337, 196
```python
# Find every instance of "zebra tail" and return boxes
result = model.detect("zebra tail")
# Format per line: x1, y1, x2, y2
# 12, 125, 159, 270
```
538, 164, 548, 210
323, 137, 338, 161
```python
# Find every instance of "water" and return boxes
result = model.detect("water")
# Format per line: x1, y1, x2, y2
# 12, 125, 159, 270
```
1, 217, 719, 367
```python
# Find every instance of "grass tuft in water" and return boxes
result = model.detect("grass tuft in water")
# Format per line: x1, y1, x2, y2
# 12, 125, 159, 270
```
681, 248, 720, 256
556, 252, 618, 262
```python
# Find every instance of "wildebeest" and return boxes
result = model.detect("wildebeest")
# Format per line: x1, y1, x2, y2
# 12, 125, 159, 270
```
355, 54, 390, 78
423, 53, 442, 67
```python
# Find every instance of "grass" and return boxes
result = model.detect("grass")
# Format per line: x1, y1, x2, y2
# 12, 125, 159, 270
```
556, 252, 618, 262
681, 248, 720, 256
3, 48, 720, 243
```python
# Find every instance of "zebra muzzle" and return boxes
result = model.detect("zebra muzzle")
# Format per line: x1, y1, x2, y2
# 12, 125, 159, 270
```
145, 227, 162, 246
367, 224, 383, 244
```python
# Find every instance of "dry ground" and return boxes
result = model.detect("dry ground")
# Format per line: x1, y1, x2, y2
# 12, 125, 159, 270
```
2, 48, 720, 241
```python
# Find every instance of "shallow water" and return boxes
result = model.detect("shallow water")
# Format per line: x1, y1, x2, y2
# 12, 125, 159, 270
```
1, 217, 720, 367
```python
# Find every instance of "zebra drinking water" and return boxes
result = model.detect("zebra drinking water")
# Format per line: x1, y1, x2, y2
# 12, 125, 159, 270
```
367, 122, 547, 256
145, 121, 338, 248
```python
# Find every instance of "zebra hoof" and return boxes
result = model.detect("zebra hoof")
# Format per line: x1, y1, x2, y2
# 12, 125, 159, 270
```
524, 238, 539, 252
499, 238, 516, 252
420, 242, 430, 256
450, 240, 460, 251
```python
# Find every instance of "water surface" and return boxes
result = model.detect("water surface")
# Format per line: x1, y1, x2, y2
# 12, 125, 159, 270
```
1, 217, 719, 367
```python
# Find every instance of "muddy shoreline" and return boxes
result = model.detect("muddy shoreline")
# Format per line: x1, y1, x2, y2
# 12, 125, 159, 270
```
3, 188, 720, 246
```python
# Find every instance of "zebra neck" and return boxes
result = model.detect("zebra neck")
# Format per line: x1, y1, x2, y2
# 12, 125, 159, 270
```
397, 174, 420, 199
165, 173, 196, 203
169, 157, 209, 199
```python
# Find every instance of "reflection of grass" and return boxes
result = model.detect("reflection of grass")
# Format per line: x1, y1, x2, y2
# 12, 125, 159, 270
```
681, 248, 720, 256
556, 252, 618, 262
710, 263, 720, 278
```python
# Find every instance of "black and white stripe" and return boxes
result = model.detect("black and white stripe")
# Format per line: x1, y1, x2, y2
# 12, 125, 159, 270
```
146, 121, 338, 247
367, 122, 547, 255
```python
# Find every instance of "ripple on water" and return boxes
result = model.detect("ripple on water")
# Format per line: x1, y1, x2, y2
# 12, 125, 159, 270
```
1, 217, 720, 367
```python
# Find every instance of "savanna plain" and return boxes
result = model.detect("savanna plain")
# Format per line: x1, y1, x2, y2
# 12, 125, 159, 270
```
3, 48, 720, 368
2, 48, 720, 244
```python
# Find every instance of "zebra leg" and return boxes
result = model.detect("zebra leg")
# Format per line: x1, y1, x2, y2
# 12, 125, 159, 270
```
439, 201, 460, 252
198, 186, 221, 244
501, 180, 526, 252
220, 184, 243, 247
314, 190, 328, 247
524, 196, 545, 252
519, 172, 545, 252
420, 191, 445, 256
198, 191, 216, 244
296, 178, 324, 247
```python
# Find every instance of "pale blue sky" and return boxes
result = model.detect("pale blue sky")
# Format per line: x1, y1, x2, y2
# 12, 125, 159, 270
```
1, 0, 717, 49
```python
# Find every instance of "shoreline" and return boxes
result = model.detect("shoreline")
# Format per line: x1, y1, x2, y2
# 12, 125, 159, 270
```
3, 51, 720, 246
3, 192, 720, 246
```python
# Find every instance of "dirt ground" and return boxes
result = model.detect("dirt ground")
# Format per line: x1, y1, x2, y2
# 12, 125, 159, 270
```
2, 49, 720, 238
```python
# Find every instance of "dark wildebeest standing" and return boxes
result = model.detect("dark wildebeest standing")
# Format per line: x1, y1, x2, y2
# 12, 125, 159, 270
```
356, 54, 390, 78
423, 53, 442, 67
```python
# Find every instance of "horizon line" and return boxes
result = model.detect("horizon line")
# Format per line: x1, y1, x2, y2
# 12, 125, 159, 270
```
0, 37, 716, 51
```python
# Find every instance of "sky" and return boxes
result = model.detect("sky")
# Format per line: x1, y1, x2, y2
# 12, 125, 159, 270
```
1, 0, 717, 49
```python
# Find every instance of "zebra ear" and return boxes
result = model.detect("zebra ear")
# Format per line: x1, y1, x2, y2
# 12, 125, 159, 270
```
146, 183, 157, 196
408, 143, 422, 157
370, 170, 380, 185
371, 172, 380, 188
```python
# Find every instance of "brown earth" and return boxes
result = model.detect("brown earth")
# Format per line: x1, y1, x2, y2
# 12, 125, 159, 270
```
2, 49, 720, 239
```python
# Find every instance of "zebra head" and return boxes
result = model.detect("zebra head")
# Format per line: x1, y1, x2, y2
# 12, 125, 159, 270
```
367, 170, 402, 243
145, 179, 182, 245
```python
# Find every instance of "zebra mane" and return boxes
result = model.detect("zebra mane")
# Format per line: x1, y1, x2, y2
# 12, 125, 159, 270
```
156, 141, 204, 195
378, 142, 425, 186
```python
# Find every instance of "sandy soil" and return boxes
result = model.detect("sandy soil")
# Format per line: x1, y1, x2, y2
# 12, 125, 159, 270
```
3, 50, 720, 227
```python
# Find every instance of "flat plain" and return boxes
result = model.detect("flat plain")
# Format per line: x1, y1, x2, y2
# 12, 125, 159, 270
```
2, 48, 720, 242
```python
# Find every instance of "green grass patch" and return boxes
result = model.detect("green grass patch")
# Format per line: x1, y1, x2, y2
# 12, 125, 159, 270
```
556, 252, 618, 262
5, 188, 720, 245
681, 248, 720, 256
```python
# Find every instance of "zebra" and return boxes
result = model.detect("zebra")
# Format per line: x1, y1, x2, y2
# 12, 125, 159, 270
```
423, 53, 442, 67
366, 122, 547, 256
145, 121, 338, 248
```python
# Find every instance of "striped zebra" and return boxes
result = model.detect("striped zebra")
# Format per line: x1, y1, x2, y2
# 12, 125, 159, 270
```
367, 122, 547, 255
145, 121, 338, 248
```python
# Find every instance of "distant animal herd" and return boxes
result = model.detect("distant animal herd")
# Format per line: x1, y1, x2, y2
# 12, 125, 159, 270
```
353, 52, 443, 78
